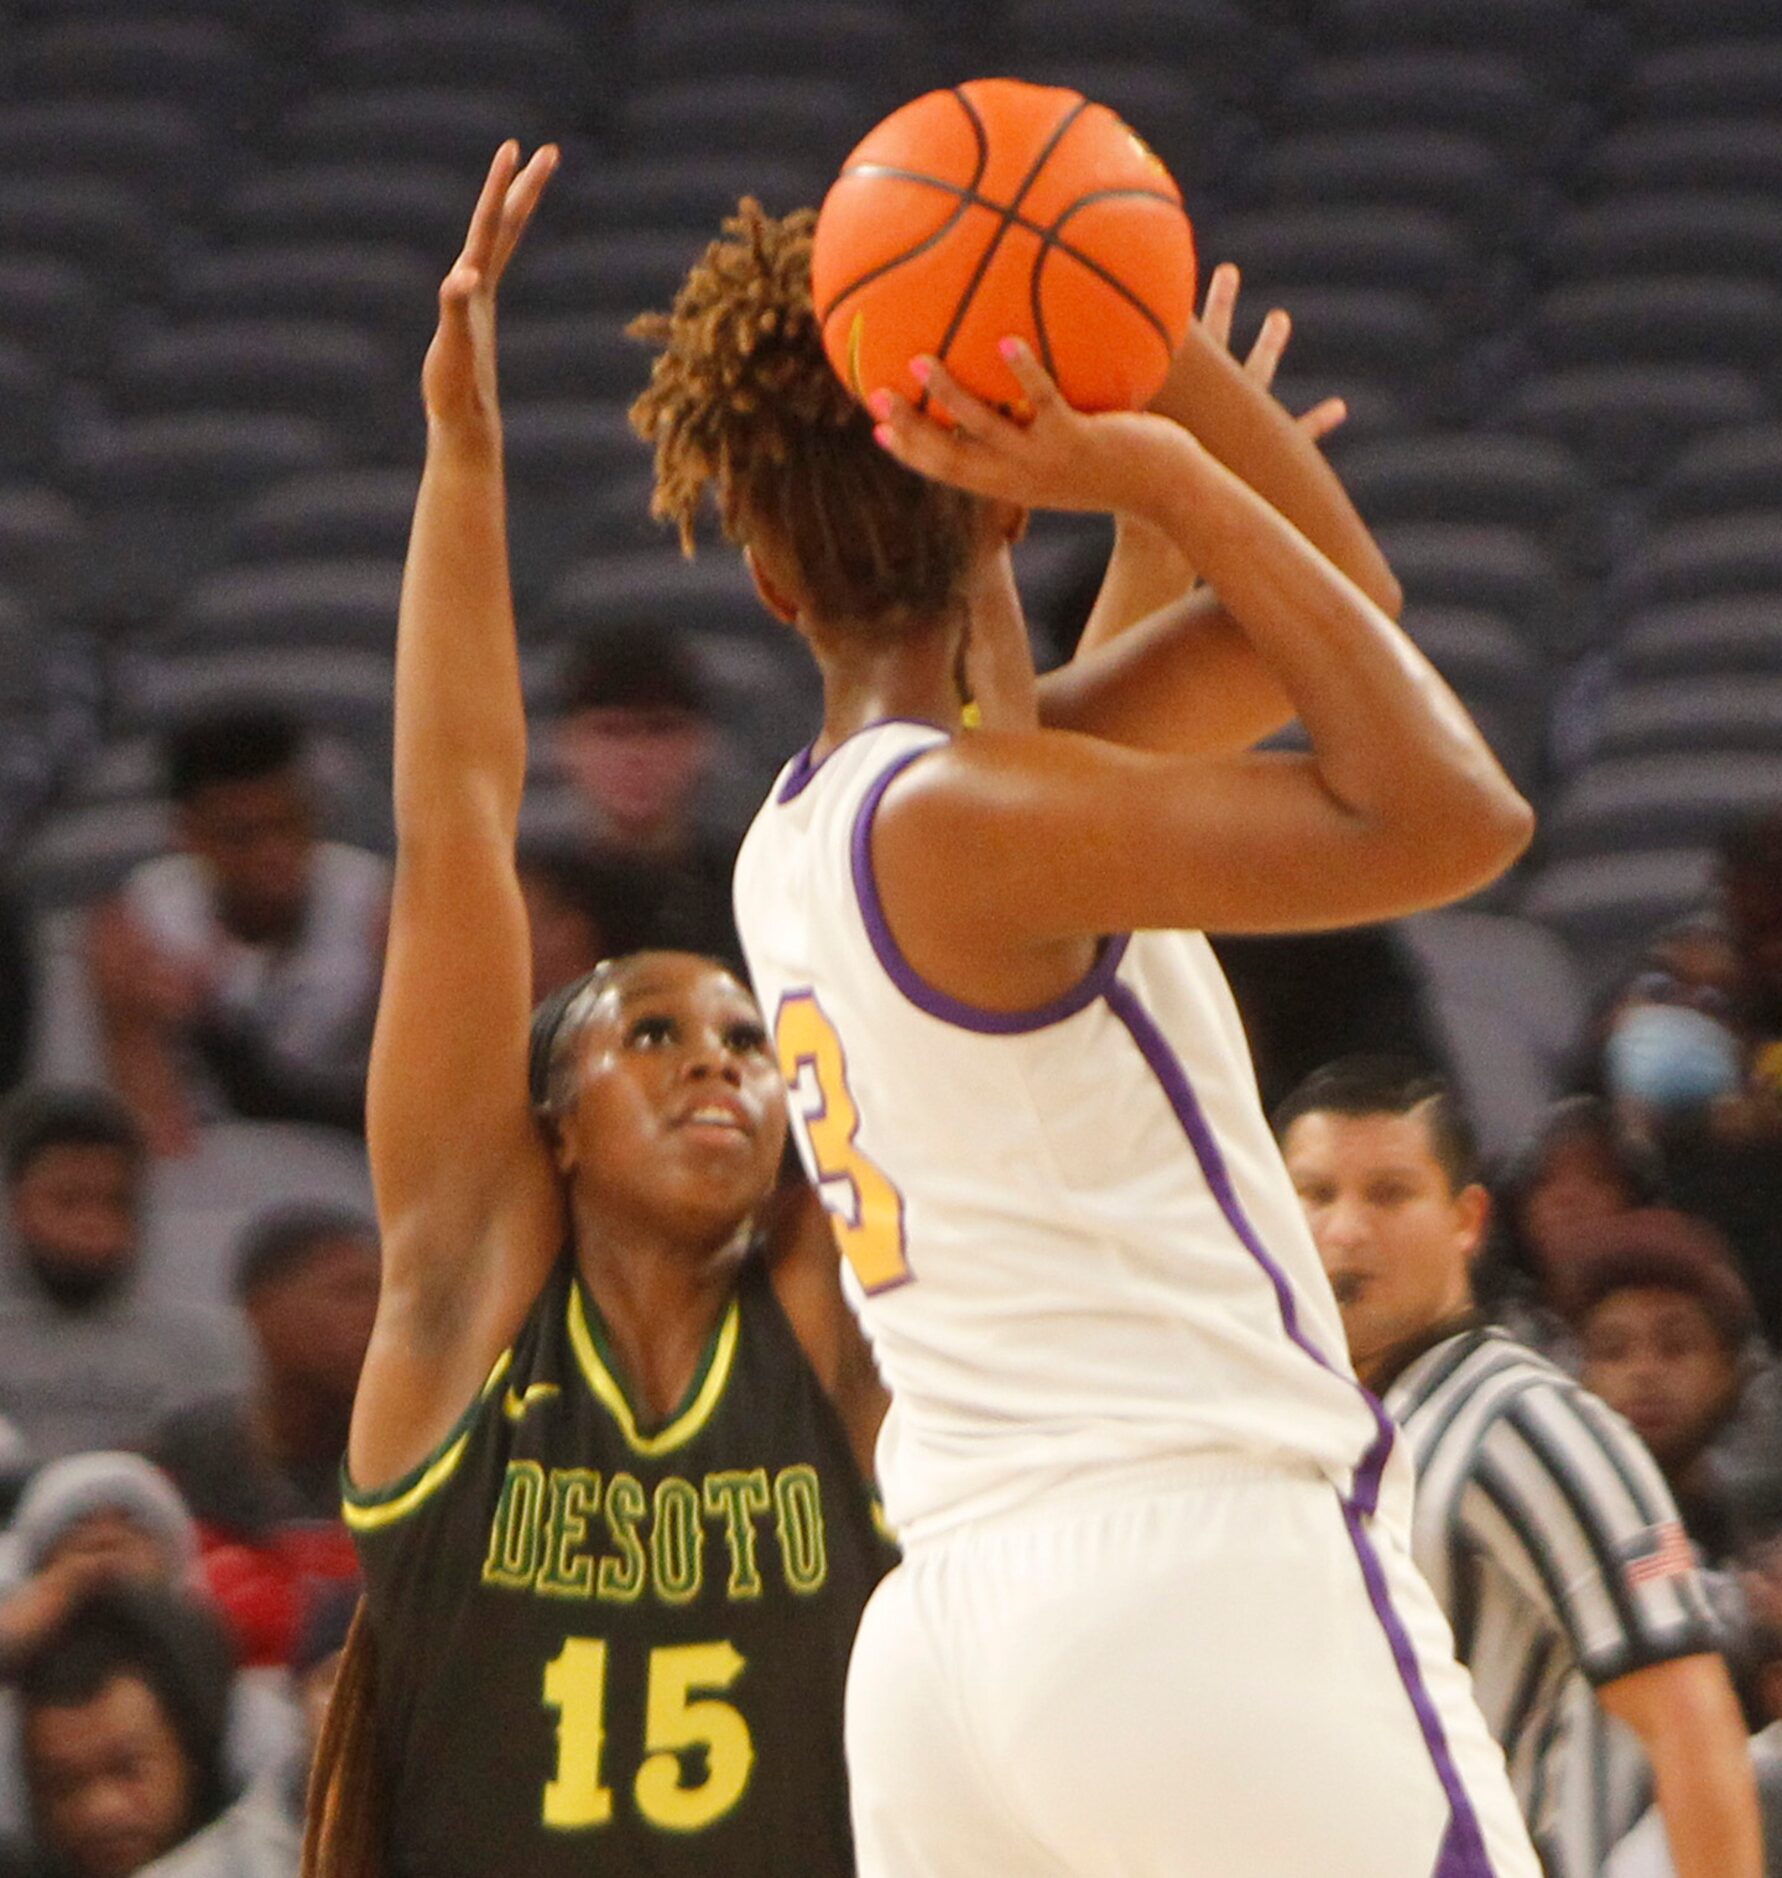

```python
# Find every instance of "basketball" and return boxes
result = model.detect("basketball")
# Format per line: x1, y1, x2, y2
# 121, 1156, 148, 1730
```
811, 78, 1198, 418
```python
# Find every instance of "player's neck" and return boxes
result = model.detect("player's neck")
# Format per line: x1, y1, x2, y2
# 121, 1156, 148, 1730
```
810, 611, 964, 754
573, 1219, 747, 1424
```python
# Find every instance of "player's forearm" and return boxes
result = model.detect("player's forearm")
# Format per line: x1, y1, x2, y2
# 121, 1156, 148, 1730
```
1132, 432, 1530, 892
1609, 1658, 1762, 1878
392, 424, 528, 847
1147, 321, 1400, 617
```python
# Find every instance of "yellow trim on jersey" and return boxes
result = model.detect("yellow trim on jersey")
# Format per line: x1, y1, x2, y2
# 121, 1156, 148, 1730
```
503, 1381, 561, 1423
567, 1282, 739, 1457
341, 1350, 514, 1532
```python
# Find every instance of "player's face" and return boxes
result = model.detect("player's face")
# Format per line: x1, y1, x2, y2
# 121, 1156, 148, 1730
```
1580, 1287, 1740, 1473
558, 955, 788, 1246
1283, 1110, 1487, 1385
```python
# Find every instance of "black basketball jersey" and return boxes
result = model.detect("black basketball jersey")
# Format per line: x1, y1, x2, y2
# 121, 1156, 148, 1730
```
346, 1253, 895, 1877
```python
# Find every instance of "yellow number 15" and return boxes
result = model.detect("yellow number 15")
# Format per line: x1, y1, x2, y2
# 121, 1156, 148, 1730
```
774, 992, 911, 1293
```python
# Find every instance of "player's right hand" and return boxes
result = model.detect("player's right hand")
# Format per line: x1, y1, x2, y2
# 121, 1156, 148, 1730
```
870, 341, 1194, 521
423, 141, 559, 440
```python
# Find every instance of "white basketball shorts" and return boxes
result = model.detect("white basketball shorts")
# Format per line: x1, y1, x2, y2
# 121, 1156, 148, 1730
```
846, 1457, 1540, 1877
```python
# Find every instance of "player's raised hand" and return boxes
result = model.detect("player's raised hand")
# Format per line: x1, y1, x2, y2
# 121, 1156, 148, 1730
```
870, 342, 1181, 517
1196, 262, 1346, 445
423, 141, 559, 439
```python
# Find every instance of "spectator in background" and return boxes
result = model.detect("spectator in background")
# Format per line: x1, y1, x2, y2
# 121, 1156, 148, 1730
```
0, 887, 33, 1104
14, 1585, 234, 1878
140, 1583, 355, 1878
1573, 1214, 1782, 1569
1277, 1057, 1759, 1878
551, 626, 740, 964
512, 839, 646, 1003
1481, 1095, 1664, 1356
0, 1089, 244, 1460
86, 711, 389, 1155
152, 1208, 376, 1669
1724, 813, 1782, 1095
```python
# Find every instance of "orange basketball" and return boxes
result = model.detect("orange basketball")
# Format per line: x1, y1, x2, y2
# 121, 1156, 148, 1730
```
811, 78, 1197, 417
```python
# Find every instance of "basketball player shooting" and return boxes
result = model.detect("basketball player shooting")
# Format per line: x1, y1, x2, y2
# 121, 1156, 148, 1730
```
631, 134, 1544, 1877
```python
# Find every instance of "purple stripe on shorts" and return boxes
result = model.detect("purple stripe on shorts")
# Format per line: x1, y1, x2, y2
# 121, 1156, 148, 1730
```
851, 745, 1130, 1034
1104, 985, 1499, 1874
1341, 1503, 1498, 1878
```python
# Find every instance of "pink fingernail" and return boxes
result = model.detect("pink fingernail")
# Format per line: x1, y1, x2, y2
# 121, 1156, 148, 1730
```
909, 356, 932, 386
867, 388, 892, 421
873, 423, 895, 449
998, 336, 1022, 361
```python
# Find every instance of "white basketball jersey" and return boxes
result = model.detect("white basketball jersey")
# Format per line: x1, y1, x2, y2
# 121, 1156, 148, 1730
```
735, 720, 1397, 1543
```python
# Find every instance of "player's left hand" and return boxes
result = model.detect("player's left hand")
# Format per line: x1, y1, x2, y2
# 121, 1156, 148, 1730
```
1196, 262, 1346, 445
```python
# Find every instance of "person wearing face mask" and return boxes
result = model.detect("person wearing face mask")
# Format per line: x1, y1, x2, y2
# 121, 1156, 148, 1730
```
1603, 973, 1746, 1134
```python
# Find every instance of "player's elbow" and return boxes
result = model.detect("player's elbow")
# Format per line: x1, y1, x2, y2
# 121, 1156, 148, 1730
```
1391, 775, 1534, 908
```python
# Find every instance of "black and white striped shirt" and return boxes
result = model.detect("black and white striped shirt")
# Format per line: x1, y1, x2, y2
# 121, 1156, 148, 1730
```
1386, 1323, 1719, 1878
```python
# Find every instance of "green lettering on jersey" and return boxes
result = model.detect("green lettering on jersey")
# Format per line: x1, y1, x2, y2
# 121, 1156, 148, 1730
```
597, 1471, 648, 1604
773, 1465, 828, 1595
703, 1469, 772, 1600
536, 1468, 601, 1599
651, 1477, 704, 1605
481, 1460, 546, 1590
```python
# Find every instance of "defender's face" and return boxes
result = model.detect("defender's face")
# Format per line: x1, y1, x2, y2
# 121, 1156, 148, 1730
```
1283, 1110, 1486, 1384
558, 956, 788, 1244
1581, 1287, 1740, 1474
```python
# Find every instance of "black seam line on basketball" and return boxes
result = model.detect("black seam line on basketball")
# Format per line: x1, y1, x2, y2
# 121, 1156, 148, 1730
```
929, 94, 1092, 404
845, 165, 1184, 357
814, 87, 990, 333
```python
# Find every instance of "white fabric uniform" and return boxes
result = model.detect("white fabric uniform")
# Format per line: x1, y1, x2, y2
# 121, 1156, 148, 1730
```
735, 720, 1539, 1878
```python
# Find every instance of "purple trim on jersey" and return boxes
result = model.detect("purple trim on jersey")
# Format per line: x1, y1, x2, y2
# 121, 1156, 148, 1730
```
850, 745, 1131, 1034
1101, 980, 1397, 1516
775, 716, 946, 804
1340, 1502, 1498, 1878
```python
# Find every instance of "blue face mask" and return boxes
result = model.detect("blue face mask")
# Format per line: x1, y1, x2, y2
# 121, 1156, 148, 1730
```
1605, 1003, 1743, 1113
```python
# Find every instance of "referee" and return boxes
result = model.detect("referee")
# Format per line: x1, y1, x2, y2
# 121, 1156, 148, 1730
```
1277, 1058, 1759, 1878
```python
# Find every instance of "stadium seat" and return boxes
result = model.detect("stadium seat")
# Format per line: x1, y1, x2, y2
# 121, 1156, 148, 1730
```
1207, 205, 1484, 309
1337, 432, 1603, 573
506, 232, 707, 319
545, 156, 825, 235
500, 315, 652, 407
1541, 194, 1782, 288
502, 401, 649, 484
1372, 523, 1572, 648
1590, 676, 1782, 763
1316, 0, 1627, 92
221, 467, 420, 569
1542, 753, 1782, 859
12, 799, 173, 911
1531, 279, 1782, 393
109, 645, 395, 742
1006, 0, 1295, 105
1652, 424, 1782, 524
1404, 607, 1546, 794
1273, 53, 1571, 170
1615, 595, 1782, 678
1610, 515, 1782, 612
1523, 847, 1717, 994
543, 551, 769, 644
320, 5, 591, 106
632, 3, 931, 108
0, 256, 103, 371
615, 78, 871, 167
218, 164, 474, 257
277, 87, 555, 172
1250, 130, 1523, 243
0, 179, 164, 295
163, 560, 404, 652
1398, 909, 1586, 1162
1577, 116, 1782, 200
0, 485, 86, 619
1500, 363, 1768, 486
0, 344, 55, 476
1622, 0, 1782, 44
170, 243, 438, 339
1267, 373, 1416, 441
1627, 40, 1782, 116
0, 101, 207, 204
9, 18, 262, 115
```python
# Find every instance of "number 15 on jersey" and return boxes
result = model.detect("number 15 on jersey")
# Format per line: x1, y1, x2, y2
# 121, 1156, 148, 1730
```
774, 991, 911, 1294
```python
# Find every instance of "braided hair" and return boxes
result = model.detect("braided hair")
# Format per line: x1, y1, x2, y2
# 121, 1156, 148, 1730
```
629, 199, 982, 640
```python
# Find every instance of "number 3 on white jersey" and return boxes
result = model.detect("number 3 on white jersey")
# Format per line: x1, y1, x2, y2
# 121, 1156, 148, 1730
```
774, 991, 911, 1294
